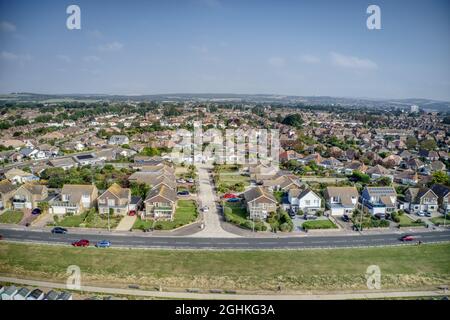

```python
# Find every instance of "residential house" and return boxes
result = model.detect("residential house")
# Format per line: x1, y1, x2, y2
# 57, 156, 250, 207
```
50, 184, 98, 215
13, 287, 30, 300
97, 183, 131, 215
360, 186, 397, 216
144, 185, 177, 220
73, 153, 101, 166
430, 184, 450, 214
108, 135, 129, 145
404, 187, 438, 214
344, 161, 367, 175
319, 157, 343, 170
394, 170, 419, 186
0, 179, 16, 209
1, 286, 18, 300
288, 188, 322, 214
49, 157, 78, 170
243, 186, 277, 220
262, 174, 302, 192
12, 183, 48, 209
4, 168, 39, 184
325, 186, 359, 216
366, 164, 393, 181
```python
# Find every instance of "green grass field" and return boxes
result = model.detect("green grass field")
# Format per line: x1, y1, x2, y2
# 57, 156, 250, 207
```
49, 210, 122, 229
133, 200, 198, 230
0, 210, 24, 224
430, 216, 449, 226
398, 215, 426, 228
302, 219, 337, 230
0, 242, 449, 292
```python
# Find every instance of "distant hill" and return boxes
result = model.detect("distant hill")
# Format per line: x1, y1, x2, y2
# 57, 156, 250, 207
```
1, 93, 449, 112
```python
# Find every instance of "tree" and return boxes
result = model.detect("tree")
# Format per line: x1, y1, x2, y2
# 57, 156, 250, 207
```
281, 114, 303, 128
38, 201, 50, 214
405, 136, 418, 149
419, 139, 437, 151
351, 171, 370, 184
431, 171, 450, 186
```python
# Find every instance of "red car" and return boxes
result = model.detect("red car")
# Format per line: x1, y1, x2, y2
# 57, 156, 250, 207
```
223, 193, 237, 199
72, 239, 90, 247
400, 235, 415, 242
128, 210, 136, 216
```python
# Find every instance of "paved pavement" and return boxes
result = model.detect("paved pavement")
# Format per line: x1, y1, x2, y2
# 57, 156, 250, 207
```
0, 276, 447, 300
190, 163, 238, 238
1, 227, 449, 249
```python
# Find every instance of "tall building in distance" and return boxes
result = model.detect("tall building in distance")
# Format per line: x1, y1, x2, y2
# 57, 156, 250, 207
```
410, 105, 420, 113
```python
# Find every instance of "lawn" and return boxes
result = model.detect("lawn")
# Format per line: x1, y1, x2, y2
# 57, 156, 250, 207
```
50, 210, 122, 229
217, 173, 250, 186
0, 210, 23, 224
430, 216, 449, 226
223, 201, 248, 225
1, 242, 449, 292
133, 200, 198, 230
302, 219, 338, 230
398, 215, 426, 228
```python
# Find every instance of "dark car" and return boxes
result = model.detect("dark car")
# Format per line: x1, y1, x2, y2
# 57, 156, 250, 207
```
95, 240, 111, 248
31, 208, 41, 215
177, 191, 190, 196
400, 235, 415, 242
303, 214, 317, 220
51, 227, 68, 234
288, 210, 296, 218
342, 214, 350, 222
72, 239, 90, 247
227, 198, 240, 203
0, 234, 3, 240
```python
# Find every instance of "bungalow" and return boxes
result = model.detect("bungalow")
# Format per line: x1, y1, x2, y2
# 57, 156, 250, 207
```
366, 164, 393, 181
49, 157, 77, 170
360, 186, 397, 216
404, 187, 438, 214
4, 168, 39, 185
128, 171, 177, 190
262, 174, 302, 192
144, 185, 177, 220
50, 184, 98, 215
0, 179, 16, 209
325, 186, 359, 216
1, 285, 18, 300
13, 287, 30, 300
430, 184, 450, 214
243, 186, 277, 220
279, 150, 301, 163
12, 183, 48, 210
319, 157, 343, 170
344, 161, 367, 175
288, 188, 322, 214
418, 149, 439, 161
97, 183, 131, 215
394, 170, 419, 186
73, 153, 101, 166
27, 289, 44, 300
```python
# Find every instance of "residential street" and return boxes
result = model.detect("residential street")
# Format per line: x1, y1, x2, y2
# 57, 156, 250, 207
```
190, 163, 238, 238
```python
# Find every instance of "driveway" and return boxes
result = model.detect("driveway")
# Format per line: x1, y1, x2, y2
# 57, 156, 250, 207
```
190, 163, 239, 238
115, 215, 137, 231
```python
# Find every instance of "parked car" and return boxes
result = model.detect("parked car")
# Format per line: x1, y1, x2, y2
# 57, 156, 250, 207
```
177, 191, 190, 196
202, 206, 209, 212
51, 227, 68, 234
400, 235, 415, 242
186, 178, 194, 183
0, 234, 3, 240
303, 214, 317, 220
223, 193, 237, 199
72, 239, 90, 247
128, 210, 136, 216
31, 208, 41, 215
416, 211, 426, 217
342, 214, 350, 222
95, 240, 111, 248
227, 198, 240, 203
288, 210, 296, 218
177, 179, 186, 184
425, 212, 432, 217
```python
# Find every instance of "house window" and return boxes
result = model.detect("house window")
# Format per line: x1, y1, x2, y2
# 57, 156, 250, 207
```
305, 200, 310, 206
107, 199, 115, 206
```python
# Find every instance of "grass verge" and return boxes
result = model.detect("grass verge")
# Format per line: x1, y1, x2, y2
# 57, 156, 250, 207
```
1, 242, 449, 292
0, 210, 24, 224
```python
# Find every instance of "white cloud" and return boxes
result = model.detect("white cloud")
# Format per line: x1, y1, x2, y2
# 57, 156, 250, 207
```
83, 55, 101, 62
98, 41, 124, 52
0, 21, 16, 32
268, 57, 286, 67
56, 55, 72, 63
299, 54, 320, 64
1, 51, 31, 62
330, 52, 377, 70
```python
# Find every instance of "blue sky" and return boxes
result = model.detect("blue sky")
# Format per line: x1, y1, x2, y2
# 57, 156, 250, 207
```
0, 0, 449, 100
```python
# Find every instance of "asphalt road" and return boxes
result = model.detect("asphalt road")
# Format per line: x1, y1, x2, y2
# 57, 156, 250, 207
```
1, 228, 449, 249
